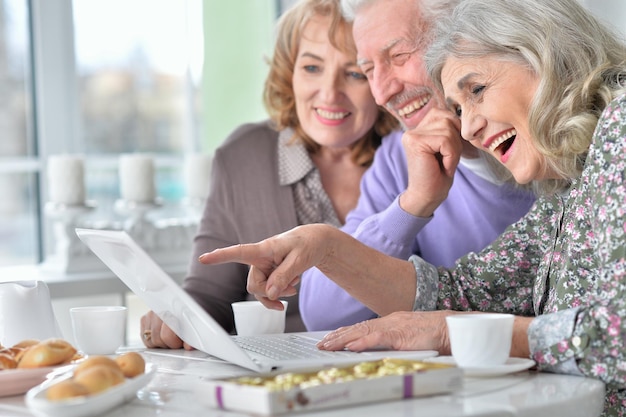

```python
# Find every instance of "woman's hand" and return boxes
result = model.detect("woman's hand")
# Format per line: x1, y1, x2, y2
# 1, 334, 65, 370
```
140, 310, 194, 350
198, 224, 336, 310
199, 223, 418, 315
199, 223, 417, 315
318, 311, 533, 359
317, 310, 456, 354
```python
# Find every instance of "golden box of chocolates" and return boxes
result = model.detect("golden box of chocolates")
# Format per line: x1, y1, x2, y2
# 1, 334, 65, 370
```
196, 358, 463, 415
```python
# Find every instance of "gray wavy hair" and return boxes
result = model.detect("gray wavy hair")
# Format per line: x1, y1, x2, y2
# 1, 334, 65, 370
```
425, 0, 626, 195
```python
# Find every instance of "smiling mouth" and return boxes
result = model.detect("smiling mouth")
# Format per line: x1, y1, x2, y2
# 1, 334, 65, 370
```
316, 108, 349, 120
488, 129, 517, 155
396, 95, 431, 119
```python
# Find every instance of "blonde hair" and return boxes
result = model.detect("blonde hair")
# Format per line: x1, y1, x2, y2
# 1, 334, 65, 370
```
426, 0, 626, 195
264, 0, 398, 167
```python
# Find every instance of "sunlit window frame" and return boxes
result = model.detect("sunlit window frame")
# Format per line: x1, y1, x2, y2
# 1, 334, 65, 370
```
27, 0, 203, 263
18, 0, 301, 266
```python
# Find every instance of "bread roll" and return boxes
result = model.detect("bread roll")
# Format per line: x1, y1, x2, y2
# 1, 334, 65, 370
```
12, 339, 40, 349
73, 355, 120, 377
10, 347, 27, 363
114, 352, 145, 378
0, 352, 16, 370
41, 351, 148, 402
45, 379, 90, 401
73, 364, 125, 394
17, 338, 77, 368
1, 340, 40, 364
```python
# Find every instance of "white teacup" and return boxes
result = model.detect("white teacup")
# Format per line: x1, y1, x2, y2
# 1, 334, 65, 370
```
0, 280, 62, 346
231, 300, 288, 336
70, 306, 127, 355
446, 313, 514, 367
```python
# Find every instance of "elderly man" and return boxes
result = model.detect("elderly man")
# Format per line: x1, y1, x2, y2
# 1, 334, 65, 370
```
298, 0, 536, 330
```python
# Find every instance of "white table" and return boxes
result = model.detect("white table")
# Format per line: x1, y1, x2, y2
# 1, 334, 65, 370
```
0, 348, 606, 417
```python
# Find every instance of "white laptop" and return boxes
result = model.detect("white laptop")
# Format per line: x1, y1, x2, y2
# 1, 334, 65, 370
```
75, 228, 437, 373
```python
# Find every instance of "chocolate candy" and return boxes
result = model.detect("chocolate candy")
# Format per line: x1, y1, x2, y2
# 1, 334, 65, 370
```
231, 359, 452, 392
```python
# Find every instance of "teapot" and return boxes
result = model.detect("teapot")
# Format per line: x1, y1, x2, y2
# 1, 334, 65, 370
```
0, 280, 62, 346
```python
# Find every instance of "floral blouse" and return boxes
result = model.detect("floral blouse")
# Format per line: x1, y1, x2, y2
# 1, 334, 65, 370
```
411, 93, 626, 416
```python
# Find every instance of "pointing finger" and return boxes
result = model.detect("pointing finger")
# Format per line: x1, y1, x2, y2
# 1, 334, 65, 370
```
198, 243, 264, 266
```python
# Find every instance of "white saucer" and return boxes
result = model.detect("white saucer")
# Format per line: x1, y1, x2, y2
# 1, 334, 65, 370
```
424, 356, 535, 377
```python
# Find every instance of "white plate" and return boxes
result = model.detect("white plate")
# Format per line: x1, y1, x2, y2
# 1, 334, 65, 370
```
0, 365, 74, 397
25, 363, 156, 417
424, 357, 535, 377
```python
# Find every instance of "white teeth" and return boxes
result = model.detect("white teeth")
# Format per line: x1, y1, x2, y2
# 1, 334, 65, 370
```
398, 96, 430, 117
488, 129, 517, 153
316, 109, 349, 120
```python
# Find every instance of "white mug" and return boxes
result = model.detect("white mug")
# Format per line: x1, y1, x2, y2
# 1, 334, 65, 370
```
70, 306, 127, 355
231, 300, 287, 336
0, 280, 62, 346
446, 313, 514, 367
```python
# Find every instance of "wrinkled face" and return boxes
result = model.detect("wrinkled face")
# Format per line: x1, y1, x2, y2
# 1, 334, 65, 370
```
441, 56, 554, 183
351, 0, 442, 129
292, 14, 379, 149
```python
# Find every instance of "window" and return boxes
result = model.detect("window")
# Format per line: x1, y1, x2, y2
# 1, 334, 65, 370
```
70, 0, 205, 222
0, 0, 39, 265
0, 0, 206, 266
74, 0, 204, 156
0, 0, 279, 268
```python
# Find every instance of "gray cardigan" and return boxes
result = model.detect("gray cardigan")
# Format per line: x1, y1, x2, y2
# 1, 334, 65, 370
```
183, 120, 306, 333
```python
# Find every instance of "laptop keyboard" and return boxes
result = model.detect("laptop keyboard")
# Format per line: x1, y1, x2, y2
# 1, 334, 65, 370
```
234, 334, 352, 361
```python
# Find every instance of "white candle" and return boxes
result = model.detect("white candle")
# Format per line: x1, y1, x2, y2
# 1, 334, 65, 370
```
47, 155, 86, 205
119, 154, 156, 203
184, 154, 212, 200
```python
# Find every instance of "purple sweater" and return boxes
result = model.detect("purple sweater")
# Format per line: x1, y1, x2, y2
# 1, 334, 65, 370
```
299, 130, 537, 331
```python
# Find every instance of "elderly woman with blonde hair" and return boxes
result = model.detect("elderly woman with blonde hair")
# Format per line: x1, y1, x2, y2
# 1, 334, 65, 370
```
140, 0, 398, 348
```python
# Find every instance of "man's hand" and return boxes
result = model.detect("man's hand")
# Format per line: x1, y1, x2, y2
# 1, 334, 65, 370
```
400, 108, 462, 217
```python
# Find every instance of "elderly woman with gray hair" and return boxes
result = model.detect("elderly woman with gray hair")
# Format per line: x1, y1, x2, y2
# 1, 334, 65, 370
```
199, 0, 626, 414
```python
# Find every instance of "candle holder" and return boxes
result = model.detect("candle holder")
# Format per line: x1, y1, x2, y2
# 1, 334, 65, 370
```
41, 201, 98, 273
114, 199, 162, 247
181, 196, 205, 223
